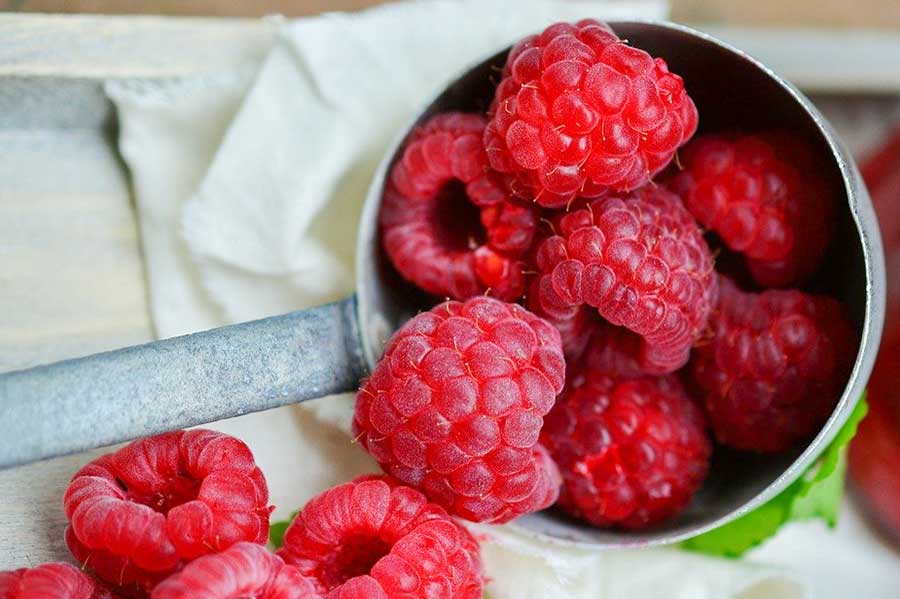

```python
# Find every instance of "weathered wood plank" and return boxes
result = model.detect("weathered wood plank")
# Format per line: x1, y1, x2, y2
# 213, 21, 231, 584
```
0, 128, 153, 373
0, 13, 272, 568
0, 14, 273, 78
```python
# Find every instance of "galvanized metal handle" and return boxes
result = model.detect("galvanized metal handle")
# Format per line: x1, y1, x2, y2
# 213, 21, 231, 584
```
0, 296, 367, 469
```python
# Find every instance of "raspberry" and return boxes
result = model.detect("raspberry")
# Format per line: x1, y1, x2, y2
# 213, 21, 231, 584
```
525, 277, 599, 362
861, 129, 900, 349
64, 430, 273, 596
353, 296, 565, 523
670, 131, 834, 287
0, 563, 117, 599
691, 277, 856, 452
541, 365, 711, 529
849, 382, 900, 543
579, 321, 650, 378
151, 543, 320, 599
277, 476, 483, 599
484, 19, 698, 208
381, 112, 537, 301
530, 186, 717, 373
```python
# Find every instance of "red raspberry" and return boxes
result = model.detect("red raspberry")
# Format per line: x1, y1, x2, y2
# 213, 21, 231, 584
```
541, 362, 711, 529
525, 277, 599, 362
64, 430, 273, 596
670, 131, 834, 287
531, 186, 717, 373
691, 277, 856, 453
353, 296, 565, 523
849, 380, 900, 543
484, 19, 698, 208
381, 112, 537, 301
277, 476, 483, 599
151, 543, 320, 599
579, 321, 650, 378
861, 129, 900, 349
0, 563, 117, 599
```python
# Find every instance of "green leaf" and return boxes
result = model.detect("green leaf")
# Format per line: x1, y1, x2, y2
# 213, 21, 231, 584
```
682, 393, 868, 557
681, 480, 797, 557
790, 450, 848, 526
269, 510, 299, 549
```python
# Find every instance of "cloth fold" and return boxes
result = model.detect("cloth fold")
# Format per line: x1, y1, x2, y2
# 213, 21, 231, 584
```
107, 1, 807, 597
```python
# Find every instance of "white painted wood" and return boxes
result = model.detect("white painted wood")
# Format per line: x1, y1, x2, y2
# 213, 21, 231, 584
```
0, 13, 272, 566
702, 25, 900, 93
0, 13, 274, 78
0, 128, 154, 373
0, 449, 109, 568
0, 127, 153, 567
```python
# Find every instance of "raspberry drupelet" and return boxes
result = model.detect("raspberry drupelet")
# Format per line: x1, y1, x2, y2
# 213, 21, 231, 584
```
64, 430, 272, 596
277, 476, 483, 599
669, 131, 834, 287
150, 543, 320, 599
530, 186, 717, 373
691, 277, 857, 453
541, 347, 711, 529
353, 296, 565, 524
381, 112, 538, 301
484, 19, 698, 208
0, 563, 118, 599
579, 321, 652, 379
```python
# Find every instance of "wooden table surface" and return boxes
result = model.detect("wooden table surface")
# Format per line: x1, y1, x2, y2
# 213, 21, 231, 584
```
0, 14, 272, 567
0, 133, 150, 564
3, 0, 900, 29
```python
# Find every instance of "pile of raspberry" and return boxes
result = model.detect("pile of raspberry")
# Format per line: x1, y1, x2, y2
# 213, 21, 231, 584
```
375, 19, 855, 531
4, 430, 485, 599
2, 19, 859, 599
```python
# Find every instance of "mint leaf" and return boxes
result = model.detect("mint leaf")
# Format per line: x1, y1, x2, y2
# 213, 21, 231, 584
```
789, 450, 848, 526
269, 510, 299, 549
682, 393, 868, 557
790, 395, 867, 526
681, 480, 796, 557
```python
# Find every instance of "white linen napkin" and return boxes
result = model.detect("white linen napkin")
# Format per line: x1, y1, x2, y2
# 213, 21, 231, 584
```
107, 1, 808, 597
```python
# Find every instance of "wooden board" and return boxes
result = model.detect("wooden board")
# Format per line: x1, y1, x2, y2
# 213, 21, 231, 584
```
0, 13, 271, 568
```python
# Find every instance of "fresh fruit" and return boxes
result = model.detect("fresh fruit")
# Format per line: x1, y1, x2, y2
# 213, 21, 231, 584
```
277, 476, 483, 599
541, 356, 711, 529
0, 563, 117, 599
691, 277, 856, 452
861, 127, 900, 349
529, 186, 717, 373
64, 430, 272, 596
849, 381, 900, 543
353, 296, 565, 523
381, 112, 537, 301
670, 131, 834, 287
578, 321, 651, 379
150, 543, 319, 599
484, 19, 698, 208
848, 128, 900, 543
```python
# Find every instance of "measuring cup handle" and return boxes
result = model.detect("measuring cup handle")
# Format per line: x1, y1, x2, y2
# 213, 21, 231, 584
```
0, 295, 367, 469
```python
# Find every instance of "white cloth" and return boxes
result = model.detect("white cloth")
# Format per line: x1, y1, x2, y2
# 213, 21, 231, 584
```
107, 1, 811, 597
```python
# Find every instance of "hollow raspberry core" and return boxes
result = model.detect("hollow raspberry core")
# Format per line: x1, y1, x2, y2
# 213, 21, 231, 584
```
117, 472, 201, 515
431, 180, 488, 252
322, 535, 392, 589
380, 112, 537, 301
